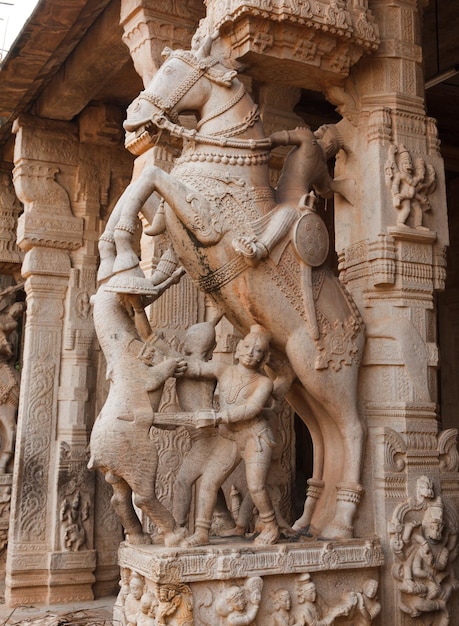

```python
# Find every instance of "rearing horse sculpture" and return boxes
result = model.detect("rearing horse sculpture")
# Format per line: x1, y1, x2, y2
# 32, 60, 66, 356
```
99, 34, 366, 540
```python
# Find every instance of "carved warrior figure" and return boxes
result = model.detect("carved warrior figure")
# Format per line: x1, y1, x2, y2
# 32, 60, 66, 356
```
171, 321, 233, 531
291, 573, 357, 626
268, 588, 293, 626
136, 592, 158, 626
385, 143, 436, 229
176, 325, 279, 547
156, 583, 193, 626
216, 577, 263, 626
124, 572, 145, 626
88, 271, 187, 547
98, 31, 366, 540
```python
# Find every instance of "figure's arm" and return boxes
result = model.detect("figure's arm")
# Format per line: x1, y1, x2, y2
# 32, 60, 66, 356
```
145, 357, 186, 391
217, 377, 273, 424
181, 358, 222, 380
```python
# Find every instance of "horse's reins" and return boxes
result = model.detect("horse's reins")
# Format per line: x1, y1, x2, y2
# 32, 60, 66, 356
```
146, 111, 273, 151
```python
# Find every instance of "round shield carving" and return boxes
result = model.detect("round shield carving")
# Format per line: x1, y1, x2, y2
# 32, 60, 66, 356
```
292, 211, 329, 267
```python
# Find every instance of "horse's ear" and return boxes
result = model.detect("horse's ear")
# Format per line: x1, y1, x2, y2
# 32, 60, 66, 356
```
219, 70, 238, 87
161, 47, 173, 59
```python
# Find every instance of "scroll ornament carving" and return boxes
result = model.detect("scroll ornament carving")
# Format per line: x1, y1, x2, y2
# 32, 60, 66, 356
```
385, 144, 436, 230
438, 429, 459, 472
18, 359, 55, 542
381, 428, 407, 473
382, 428, 459, 475
389, 477, 459, 622
12, 163, 71, 210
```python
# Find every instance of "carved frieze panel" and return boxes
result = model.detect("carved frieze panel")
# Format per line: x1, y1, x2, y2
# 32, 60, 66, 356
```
116, 543, 383, 625
119, 539, 384, 583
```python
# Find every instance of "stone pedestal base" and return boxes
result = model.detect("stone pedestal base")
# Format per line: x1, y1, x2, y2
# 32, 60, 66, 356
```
116, 538, 384, 625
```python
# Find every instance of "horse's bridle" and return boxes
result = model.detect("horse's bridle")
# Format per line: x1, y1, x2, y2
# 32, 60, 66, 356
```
138, 49, 220, 124
136, 48, 273, 152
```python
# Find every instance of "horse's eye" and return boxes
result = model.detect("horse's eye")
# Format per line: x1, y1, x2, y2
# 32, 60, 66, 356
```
163, 67, 173, 75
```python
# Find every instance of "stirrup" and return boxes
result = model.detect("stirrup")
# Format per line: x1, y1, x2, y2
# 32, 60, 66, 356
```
105, 274, 160, 296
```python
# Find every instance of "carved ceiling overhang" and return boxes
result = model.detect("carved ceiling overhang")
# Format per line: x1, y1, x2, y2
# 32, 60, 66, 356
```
206, 0, 379, 89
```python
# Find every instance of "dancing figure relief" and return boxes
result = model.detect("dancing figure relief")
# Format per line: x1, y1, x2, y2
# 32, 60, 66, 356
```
389, 477, 459, 623
98, 29, 366, 541
385, 143, 436, 230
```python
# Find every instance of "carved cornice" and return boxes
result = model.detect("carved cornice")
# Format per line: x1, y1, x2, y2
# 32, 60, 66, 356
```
202, 0, 379, 87
120, 0, 205, 83
119, 539, 384, 584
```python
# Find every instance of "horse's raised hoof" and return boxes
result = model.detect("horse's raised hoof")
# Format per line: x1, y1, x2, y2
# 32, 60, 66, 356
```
106, 274, 160, 296
127, 532, 152, 545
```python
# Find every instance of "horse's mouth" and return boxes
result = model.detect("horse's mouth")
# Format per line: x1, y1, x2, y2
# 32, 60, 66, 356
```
124, 122, 161, 155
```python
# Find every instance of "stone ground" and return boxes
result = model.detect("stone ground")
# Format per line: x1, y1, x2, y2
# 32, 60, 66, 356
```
0, 588, 116, 626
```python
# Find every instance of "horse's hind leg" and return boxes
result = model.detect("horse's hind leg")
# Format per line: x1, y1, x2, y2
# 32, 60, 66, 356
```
285, 385, 324, 535
105, 471, 151, 545
130, 477, 187, 547
286, 342, 365, 539
311, 391, 365, 540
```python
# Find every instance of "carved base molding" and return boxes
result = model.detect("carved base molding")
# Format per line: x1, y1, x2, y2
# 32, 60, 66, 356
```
5, 549, 97, 606
116, 539, 384, 625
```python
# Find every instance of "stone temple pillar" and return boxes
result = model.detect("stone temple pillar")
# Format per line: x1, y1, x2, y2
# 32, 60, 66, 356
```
5, 109, 133, 604
6, 115, 85, 604
328, 0, 459, 622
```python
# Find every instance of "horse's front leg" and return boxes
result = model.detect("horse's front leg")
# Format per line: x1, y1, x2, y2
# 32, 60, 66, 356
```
106, 166, 219, 277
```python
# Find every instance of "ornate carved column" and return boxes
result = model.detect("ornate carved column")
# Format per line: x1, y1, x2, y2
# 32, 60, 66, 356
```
329, 1, 459, 622
6, 115, 84, 604
5, 109, 133, 604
